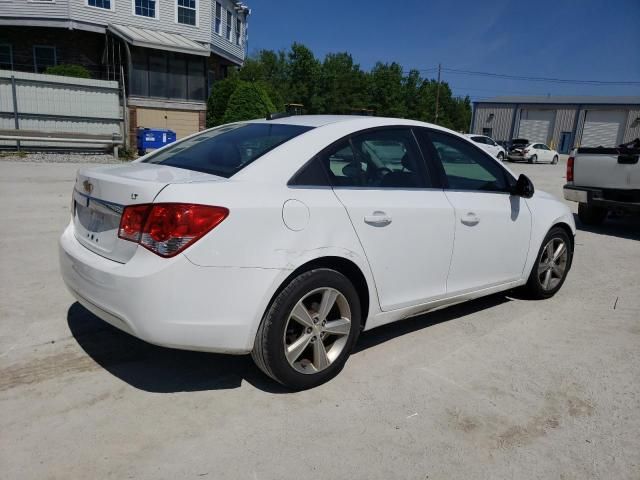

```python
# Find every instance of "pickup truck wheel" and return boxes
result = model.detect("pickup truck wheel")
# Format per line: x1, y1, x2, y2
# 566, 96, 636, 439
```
252, 268, 361, 390
552, 155, 559, 164
524, 227, 573, 299
528, 154, 537, 164
578, 203, 607, 225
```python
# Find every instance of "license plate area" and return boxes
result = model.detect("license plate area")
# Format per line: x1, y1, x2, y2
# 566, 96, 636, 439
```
73, 189, 124, 254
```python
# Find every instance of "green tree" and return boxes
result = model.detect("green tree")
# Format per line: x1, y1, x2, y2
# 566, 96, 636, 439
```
319, 52, 368, 114
207, 75, 240, 127
368, 62, 406, 117
221, 82, 276, 124
286, 43, 322, 113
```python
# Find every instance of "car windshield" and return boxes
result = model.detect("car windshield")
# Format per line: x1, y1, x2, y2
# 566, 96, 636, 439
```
142, 123, 313, 178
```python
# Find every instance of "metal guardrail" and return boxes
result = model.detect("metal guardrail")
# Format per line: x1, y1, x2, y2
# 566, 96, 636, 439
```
0, 130, 123, 156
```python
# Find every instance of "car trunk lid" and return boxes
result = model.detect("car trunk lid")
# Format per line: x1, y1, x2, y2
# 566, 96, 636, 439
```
72, 163, 223, 263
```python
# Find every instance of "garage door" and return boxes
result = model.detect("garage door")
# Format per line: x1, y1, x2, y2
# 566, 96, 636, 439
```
580, 110, 626, 148
518, 110, 555, 144
136, 108, 200, 139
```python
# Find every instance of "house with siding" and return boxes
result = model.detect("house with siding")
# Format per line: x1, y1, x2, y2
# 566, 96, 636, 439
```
470, 96, 640, 153
0, 0, 250, 145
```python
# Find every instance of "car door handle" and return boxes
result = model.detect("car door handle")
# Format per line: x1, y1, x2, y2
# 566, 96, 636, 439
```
461, 212, 480, 226
364, 211, 392, 227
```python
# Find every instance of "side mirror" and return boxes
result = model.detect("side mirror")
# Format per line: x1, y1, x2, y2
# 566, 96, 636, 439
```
512, 174, 534, 198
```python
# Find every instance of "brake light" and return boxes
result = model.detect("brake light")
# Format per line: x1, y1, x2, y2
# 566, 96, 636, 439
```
119, 205, 152, 242
118, 203, 228, 257
567, 156, 574, 182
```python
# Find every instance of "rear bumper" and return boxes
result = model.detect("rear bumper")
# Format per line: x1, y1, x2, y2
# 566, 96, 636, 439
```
59, 223, 283, 353
563, 185, 640, 212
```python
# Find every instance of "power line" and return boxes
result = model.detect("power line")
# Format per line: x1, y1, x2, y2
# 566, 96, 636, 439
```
440, 67, 640, 86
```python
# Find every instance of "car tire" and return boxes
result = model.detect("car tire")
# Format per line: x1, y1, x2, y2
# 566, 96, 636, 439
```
524, 226, 573, 299
552, 155, 559, 164
529, 154, 537, 164
578, 202, 607, 226
252, 268, 361, 390
497, 152, 504, 161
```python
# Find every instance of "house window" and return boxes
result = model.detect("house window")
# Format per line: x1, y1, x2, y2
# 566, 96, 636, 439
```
177, 0, 196, 25
33, 46, 56, 73
214, 2, 222, 34
135, 0, 156, 18
88, 0, 111, 9
130, 47, 206, 102
0, 44, 13, 70
226, 10, 232, 41
235, 18, 241, 45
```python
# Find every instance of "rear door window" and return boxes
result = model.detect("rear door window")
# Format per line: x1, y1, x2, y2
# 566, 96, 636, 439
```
143, 123, 313, 177
318, 128, 430, 188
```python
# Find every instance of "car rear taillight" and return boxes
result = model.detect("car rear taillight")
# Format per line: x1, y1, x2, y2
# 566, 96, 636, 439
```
118, 203, 228, 257
567, 156, 574, 182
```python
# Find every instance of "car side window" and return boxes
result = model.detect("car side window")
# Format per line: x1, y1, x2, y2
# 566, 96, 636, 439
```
427, 130, 510, 192
319, 128, 430, 188
471, 136, 485, 144
486, 137, 497, 146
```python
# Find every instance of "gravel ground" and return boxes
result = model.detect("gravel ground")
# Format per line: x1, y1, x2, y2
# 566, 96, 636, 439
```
1, 157, 639, 480
0, 152, 122, 164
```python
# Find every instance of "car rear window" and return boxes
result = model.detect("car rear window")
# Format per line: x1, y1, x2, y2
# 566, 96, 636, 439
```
142, 123, 313, 178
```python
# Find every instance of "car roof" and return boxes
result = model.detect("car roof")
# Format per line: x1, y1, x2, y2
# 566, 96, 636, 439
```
246, 114, 455, 132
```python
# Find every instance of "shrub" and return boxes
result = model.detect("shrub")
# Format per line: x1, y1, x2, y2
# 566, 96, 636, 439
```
44, 64, 91, 79
206, 76, 240, 127
221, 82, 276, 124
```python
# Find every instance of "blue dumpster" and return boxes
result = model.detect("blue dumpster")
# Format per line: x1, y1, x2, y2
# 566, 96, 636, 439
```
136, 128, 176, 155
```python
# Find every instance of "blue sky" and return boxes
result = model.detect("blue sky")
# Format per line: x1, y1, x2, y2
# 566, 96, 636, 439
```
244, 0, 640, 100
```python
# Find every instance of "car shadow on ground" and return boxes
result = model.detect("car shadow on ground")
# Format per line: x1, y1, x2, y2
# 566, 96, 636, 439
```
68, 293, 512, 394
573, 213, 640, 241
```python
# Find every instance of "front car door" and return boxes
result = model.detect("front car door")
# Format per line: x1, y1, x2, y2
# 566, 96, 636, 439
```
322, 127, 455, 311
417, 129, 532, 294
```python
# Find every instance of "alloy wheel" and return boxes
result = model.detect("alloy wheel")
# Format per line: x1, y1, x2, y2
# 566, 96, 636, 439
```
538, 238, 568, 291
283, 288, 352, 374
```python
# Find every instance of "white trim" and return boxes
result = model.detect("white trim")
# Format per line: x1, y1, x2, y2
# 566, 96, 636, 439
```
27, 0, 56, 3
131, 0, 159, 20
85, 0, 115, 11
175, 0, 199, 27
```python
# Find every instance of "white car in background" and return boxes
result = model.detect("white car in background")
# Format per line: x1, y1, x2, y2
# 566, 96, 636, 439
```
465, 134, 506, 160
60, 115, 575, 390
510, 142, 559, 164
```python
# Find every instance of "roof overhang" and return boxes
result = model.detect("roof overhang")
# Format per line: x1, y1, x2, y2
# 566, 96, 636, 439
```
108, 23, 210, 57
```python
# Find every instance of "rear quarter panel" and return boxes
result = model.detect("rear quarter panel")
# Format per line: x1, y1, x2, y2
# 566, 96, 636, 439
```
154, 180, 382, 320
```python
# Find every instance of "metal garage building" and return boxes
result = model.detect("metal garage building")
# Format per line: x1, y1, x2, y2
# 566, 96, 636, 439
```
470, 96, 640, 153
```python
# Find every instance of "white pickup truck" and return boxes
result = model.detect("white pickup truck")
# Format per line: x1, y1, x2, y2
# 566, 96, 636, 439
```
564, 139, 640, 225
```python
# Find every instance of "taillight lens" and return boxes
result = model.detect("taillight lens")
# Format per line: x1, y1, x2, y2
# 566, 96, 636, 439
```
567, 156, 574, 182
119, 205, 152, 242
118, 203, 228, 258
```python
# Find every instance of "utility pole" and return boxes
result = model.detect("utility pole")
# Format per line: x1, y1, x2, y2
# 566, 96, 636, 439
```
434, 63, 441, 124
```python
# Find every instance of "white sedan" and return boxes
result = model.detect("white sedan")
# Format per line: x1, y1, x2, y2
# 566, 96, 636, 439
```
60, 115, 575, 389
465, 134, 506, 160
511, 142, 560, 164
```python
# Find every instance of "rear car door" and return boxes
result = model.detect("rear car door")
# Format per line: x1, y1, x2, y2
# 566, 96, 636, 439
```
320, 127, 455, 311
418, 129, 532, 294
